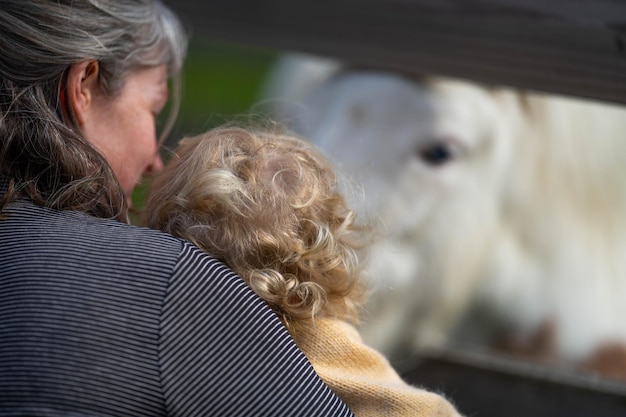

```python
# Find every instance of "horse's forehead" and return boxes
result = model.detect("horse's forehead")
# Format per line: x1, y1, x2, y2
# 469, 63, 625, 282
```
310, 78, 435, 146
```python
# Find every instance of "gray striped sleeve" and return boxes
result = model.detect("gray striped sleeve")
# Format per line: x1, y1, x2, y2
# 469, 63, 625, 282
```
159, 242, 354, 417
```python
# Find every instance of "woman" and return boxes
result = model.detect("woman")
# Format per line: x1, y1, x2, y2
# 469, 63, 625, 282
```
0, 1, 354, 416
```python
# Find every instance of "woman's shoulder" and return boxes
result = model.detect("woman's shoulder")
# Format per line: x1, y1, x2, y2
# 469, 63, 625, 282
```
0, 200, 192, 272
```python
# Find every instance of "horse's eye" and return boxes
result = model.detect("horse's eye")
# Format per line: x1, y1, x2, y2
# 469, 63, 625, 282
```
418, 140, 460, 166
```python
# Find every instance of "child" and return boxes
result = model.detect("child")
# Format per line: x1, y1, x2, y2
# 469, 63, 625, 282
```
144, 125, 463, 417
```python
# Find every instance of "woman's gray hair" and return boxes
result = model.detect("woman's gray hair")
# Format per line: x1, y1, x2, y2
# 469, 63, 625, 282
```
0, 0, 188, 221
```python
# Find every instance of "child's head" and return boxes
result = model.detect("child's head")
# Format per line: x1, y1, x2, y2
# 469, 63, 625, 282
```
145, 126, 368, 326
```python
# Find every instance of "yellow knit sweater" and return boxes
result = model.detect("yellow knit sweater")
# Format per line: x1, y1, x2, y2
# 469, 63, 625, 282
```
290, 318, 463, 417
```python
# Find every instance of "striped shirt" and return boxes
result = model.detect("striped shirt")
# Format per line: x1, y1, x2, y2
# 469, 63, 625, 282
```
0, 182, 354, 416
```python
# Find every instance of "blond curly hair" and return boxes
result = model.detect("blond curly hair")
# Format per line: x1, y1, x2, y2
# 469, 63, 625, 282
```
144, 126, 369, 327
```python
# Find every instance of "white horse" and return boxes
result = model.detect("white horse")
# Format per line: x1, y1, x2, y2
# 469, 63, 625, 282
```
260, 54, 626, 377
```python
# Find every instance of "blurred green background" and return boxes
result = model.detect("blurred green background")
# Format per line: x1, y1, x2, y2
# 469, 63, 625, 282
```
131, 39, 279, 213
173, 38, 278, 136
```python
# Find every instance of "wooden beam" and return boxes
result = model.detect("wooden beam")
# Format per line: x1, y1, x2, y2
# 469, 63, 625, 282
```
400, 349, 626, 417
168, 0, 626, 105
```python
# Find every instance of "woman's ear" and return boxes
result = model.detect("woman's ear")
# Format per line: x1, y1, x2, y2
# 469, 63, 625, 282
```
65, 60, 100, 127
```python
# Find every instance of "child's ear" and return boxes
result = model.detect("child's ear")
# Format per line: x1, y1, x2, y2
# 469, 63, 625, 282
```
65, 60, 100, 127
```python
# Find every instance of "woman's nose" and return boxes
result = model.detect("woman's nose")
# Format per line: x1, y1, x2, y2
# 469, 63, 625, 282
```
146, 152, 164, 175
